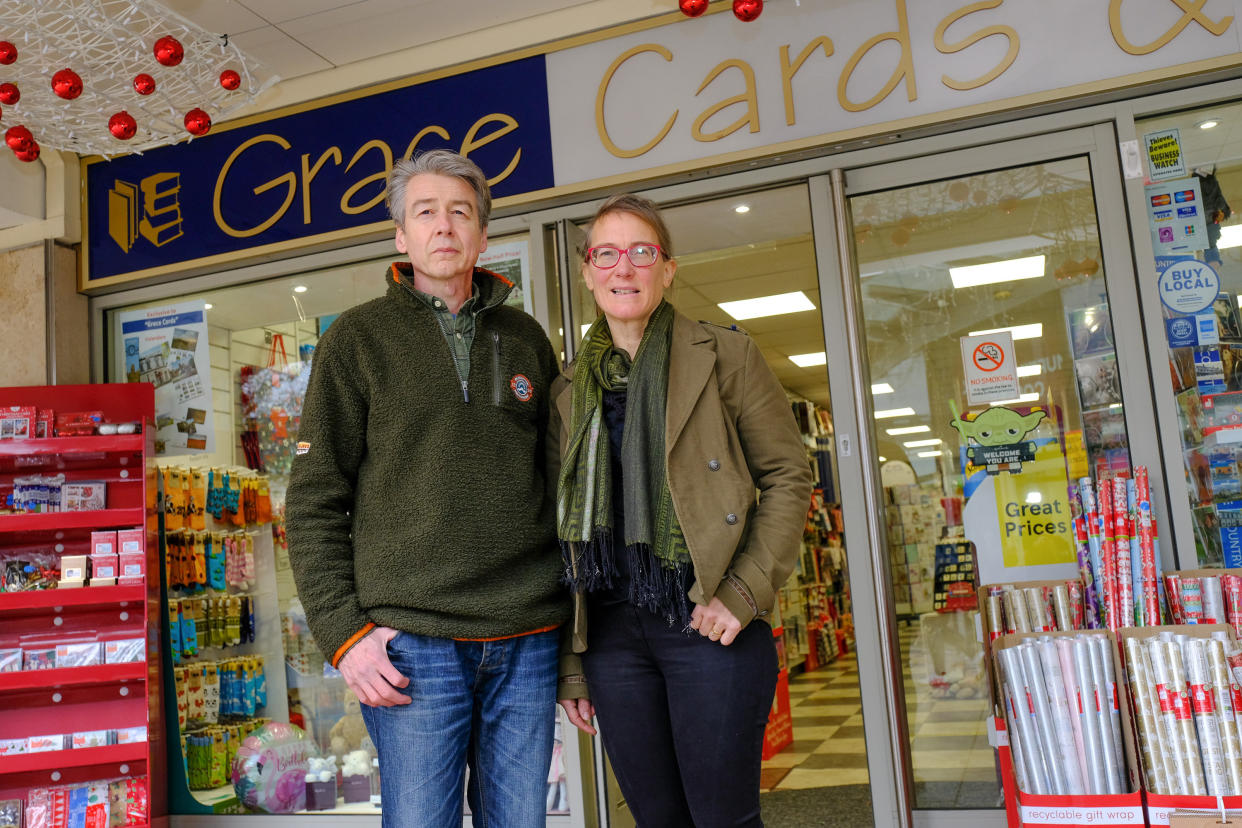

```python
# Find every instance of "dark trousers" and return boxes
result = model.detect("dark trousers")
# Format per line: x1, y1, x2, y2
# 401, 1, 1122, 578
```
581, 600, 779, 828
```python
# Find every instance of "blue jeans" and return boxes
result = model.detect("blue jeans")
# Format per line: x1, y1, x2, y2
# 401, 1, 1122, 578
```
360, 629, 559, 828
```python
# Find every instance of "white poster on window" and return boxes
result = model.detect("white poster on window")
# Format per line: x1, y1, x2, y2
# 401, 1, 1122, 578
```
478, 238, 532, 314
118, 299, 214, 455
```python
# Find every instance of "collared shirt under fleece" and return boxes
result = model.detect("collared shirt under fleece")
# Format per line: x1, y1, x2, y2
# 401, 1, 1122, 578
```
285, 263, 569, 667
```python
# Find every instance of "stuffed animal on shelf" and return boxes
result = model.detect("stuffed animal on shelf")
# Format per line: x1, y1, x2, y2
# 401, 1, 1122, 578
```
329, 690, 370, 756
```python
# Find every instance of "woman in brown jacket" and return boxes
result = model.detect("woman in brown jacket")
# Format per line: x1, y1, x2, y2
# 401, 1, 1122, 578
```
555, 193, 813, 827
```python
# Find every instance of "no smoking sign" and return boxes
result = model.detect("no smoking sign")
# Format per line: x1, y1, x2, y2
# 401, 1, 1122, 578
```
961, 332, 1020, 405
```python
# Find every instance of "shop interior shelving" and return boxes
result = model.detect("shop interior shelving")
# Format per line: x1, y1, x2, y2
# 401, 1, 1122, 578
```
0, 383, 165, 826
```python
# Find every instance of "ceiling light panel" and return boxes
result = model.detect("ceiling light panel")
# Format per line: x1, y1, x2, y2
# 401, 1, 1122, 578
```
789, 352, 826, 367
968, 323, 1043, 340
719, 291, 816, 320
949, 255, 1045, 289
875, 407, 916, 419
886, 425, 930, 435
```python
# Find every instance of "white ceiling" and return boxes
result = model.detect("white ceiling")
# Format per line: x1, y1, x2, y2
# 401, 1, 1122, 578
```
160, 0, 604, 82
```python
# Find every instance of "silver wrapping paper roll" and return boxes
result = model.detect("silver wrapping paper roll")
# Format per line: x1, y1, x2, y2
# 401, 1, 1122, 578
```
1166, 636, 1209, 795
1071, 634, 1109, 793
997, 644, 1050, 794
1057, 638, 1091, 791
1149, 636, 1192, 794
1123, 635, 1170, 794
1020, 641, 1070, 793
1090, 634, 1126, 794
1203, 577, 1227, 625
1039, 637, 1086, 794
1185, 637, 1229, 794
1206, 637, 1242, 795
1052, 584, 1074, 631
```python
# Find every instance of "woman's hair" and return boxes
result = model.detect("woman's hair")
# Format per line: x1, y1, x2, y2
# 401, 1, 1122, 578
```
386, 150, 491, 228
586, 193, 674, 258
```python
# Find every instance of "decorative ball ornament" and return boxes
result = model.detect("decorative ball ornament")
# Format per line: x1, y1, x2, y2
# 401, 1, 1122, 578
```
15, 142, 39, 162
154, 35, 184, 67
133, 73, 156, 95
5, 125, 34, 153
732, 0, 762, 21
0, 42, 16, 65
219, 69, 241, 91
109, 111, 137, 140
52, 69, 83, 100
184, 107, 211, 136
0, 83, 18, 105
679, 0, 709, 16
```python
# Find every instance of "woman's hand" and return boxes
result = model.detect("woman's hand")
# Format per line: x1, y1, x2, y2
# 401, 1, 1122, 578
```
559, 698, 597, 735
689, 597, 742, 646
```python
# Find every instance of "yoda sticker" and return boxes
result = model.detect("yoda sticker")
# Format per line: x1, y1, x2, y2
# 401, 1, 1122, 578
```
951, 407, 1046, 474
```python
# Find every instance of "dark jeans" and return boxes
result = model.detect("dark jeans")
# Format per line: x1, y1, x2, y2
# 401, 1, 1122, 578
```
582, 600, 778, 828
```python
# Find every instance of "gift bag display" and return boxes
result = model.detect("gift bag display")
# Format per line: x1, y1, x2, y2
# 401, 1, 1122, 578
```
239, 334, 311, 483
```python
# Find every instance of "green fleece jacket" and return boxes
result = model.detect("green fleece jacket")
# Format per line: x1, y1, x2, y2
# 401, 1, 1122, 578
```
286, 263, 569, 666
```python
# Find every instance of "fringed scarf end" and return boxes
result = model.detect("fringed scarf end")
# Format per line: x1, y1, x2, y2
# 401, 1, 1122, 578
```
560, 527, 619, 593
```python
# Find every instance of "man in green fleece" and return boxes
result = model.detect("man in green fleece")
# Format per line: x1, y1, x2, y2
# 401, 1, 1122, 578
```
286, 150, 567, 828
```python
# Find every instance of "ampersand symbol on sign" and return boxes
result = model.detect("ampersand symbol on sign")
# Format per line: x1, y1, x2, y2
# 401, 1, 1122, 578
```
1108, 0, 1233, 55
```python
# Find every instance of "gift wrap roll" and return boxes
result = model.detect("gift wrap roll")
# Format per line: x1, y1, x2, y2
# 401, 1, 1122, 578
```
997, 644, 1051, 794
1124, 635, 1170, 794
1039, 636, 1086, 794
1184, 637, 1229, 795
1021, 641, 1070, 793
1166, 636, 1209, 795
1071, 635, 1110, 794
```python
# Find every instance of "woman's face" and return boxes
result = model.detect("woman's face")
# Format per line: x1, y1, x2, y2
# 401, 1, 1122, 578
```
582, 211, 676, 329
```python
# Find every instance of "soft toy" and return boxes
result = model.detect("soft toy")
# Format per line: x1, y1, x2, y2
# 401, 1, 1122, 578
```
341, 749, 373, 803
329, 691, 369, 756
304, 755, 338, 811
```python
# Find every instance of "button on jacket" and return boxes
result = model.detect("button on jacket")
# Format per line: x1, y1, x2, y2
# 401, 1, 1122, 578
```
552, 309, 814, 698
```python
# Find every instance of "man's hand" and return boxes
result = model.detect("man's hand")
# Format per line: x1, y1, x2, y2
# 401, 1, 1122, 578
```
689, 597, 743, 646
337, 626, 411, 707
559, 698, 597, 735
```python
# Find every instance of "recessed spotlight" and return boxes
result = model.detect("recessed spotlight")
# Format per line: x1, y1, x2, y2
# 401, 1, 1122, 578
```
203, 303, 213, 310
734, 204, 751, 214
1198, 119, 1219, 130
293, 285, 308, 293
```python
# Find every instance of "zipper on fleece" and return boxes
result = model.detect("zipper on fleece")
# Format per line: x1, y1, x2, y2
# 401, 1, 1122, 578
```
492, 331, 502, 405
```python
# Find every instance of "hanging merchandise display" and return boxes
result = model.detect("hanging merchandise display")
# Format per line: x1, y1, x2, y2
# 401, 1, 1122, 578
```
0, 1, 274, 160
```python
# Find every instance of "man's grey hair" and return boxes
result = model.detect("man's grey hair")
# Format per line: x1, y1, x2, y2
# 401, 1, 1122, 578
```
386, 150, 491, 228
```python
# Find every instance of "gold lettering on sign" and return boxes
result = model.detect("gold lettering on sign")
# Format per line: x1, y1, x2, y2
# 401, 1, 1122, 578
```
692, 59, 760, 142
340, 139, 393, 216
402, 125, 450, 160
300, 148, 342, 224
838, 0, 916, 113
780, 37, 835, 126
1108, 0, 1233, 55
934, 1, 1020, 90
460, 114, 522, 186
214, 134, 296, 238
596, 44, 679, 158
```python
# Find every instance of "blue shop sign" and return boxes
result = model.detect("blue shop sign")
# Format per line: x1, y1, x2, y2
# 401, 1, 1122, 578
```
84, 55, 554, 284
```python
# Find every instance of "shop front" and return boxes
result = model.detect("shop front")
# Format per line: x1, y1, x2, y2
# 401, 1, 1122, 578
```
76, 2, 1242, 826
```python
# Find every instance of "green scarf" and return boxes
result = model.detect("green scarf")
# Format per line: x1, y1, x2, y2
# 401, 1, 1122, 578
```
557, 301, 691, 623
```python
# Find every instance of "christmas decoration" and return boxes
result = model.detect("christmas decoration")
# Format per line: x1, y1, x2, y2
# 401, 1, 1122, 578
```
15, 142, 39, 162
153, 35, 184, 67
732, 0, 762, 21
219, 69, 240, 90
184, 107, 211, 136
0, 1, 274, 157
0, 82, 18, 105
5, 124, 33, 152
679, 0, 709, 16
52, 68, 83, 100
109, 110, 137, 140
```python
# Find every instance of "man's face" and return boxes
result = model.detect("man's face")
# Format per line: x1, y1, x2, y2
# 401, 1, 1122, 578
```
394, 173, 487, 286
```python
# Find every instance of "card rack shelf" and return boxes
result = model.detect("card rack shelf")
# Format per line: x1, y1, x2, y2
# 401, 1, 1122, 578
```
0, 383, 165, 823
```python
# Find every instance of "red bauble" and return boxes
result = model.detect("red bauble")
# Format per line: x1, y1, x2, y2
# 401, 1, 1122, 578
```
0, 41, 16, 65
732, 0, 762, 21
184, 108, 211, 136
15, 141, 39, 162
52, 68, 83, 100
109, 111, 138, 140
0, 83, 18, 105
679, 0, 709, 16
133, 73, 155, 95
219, 69, 241, 91
5, 124, 33, 153
154, 35, 184, 67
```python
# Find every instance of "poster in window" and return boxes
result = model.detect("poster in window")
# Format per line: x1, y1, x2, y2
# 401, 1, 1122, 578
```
477, 238, 532, 315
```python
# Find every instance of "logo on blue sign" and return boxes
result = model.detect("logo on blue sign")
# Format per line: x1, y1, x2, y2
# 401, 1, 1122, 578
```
1153, 209, 1173, 220
1166, 316, 1196, 347
1178, 206, 1198, 218
1175, 189, 1196, 203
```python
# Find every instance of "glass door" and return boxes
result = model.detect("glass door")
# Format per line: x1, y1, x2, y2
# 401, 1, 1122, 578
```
819, 125, 1165, 824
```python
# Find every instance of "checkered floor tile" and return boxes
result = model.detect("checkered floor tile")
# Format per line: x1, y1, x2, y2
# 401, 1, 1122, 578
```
760, 618, 999, 804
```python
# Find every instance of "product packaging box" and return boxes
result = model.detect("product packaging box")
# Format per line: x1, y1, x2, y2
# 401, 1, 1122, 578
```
90, 531, 116, 557
22, 648, 55, 670
0, 406, 36, 440
0, 738, 26, 755
71, 730, 110, 749
118, 547, 145, 584
116, 527, 144, 555
90, 577, 116, 587
991, 629, 1145, 827
55, 641, 102, 667
0, 648, 20, 673
54, 410, 102, 436
104, 638, 145, 664
89, 553, 118, 578
36, 407, 54, 438
113, 726, 146, 744
26, 734, 66, 753
61, 481, 106, 511
59, 554, 88, 588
